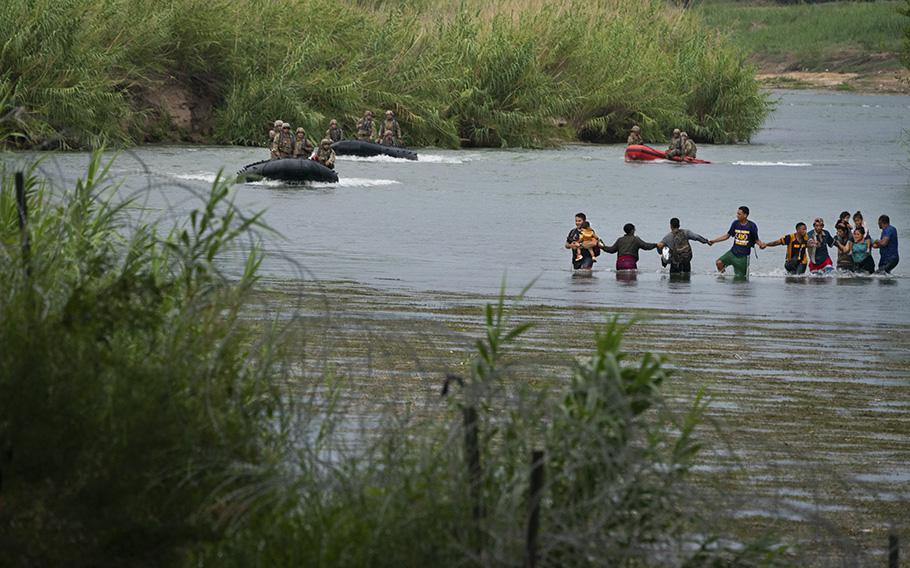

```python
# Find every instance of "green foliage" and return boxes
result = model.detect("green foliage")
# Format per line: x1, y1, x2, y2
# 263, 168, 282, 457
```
902, 0, 910, 69
0, 152, 285, 565
696, 1, 906, 71
1, 0, 768, 148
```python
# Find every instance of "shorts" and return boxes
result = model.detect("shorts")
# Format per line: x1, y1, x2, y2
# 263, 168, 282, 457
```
616, 255, 638, 270
784, 258, 807, 274
718, 250, 750, 277
878, 257, 899, 274
808, 257, 833, 272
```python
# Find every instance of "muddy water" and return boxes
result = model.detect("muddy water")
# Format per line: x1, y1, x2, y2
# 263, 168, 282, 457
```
3, 89, 909, 562
259, 279, 909, 565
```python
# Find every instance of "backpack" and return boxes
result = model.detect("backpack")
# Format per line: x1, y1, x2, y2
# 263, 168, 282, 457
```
670, 229, 692, 263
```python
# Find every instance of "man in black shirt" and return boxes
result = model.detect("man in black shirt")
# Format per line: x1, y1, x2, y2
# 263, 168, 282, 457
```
565, 212, 600, 270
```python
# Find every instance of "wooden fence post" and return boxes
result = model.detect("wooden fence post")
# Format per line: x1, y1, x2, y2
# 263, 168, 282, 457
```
890, 532, 899, 568
15, 172, 30, 277
462, 404, 484, 560
525, 449, 545, 568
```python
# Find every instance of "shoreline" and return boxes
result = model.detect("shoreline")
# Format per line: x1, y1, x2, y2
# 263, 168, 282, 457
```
756, 69, 910, 95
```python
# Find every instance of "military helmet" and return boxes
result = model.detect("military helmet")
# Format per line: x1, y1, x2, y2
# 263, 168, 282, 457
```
680, 131, 688, 137
282, 122, 291, 128
321, 138, 331, 145
631, 125, 640, 132
385, 110, 393, 116
274, 119, 283, 127
672, 128, 680, 135
296, 127, 305, 134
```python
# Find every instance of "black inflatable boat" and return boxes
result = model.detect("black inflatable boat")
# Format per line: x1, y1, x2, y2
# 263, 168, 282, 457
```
236, 158, 339, 183
332, 140, 418, 161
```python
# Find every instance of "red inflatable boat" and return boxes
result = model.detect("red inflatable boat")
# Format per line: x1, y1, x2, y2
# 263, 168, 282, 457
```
624, 144, 710, 164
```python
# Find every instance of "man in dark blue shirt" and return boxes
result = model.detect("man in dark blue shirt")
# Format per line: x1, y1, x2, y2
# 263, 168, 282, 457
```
709, 206, 764, 277
873, 214, 899, 273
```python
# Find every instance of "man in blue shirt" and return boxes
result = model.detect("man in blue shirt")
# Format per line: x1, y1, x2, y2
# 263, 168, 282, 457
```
873, 214, 899, 273
709, 206, 764, 278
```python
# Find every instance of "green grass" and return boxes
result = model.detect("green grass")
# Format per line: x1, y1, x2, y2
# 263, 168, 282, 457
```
695, 0, 907, 70
0, 0, 769, 149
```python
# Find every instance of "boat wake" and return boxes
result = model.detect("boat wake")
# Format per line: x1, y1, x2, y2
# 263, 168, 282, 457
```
732, 161, 812, 167
317, 177, 399, 188
172, 172, 219, 183
336, 153, 471, 164
171, 172, 398, 188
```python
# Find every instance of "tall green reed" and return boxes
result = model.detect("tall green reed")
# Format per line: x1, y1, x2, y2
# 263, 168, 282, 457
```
1, 0, 768, 149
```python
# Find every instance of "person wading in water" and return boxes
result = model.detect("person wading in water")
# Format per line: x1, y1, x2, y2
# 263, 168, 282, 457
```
657, 217, 710, 274
565, 212, 600, 270
710, 205, 764, 278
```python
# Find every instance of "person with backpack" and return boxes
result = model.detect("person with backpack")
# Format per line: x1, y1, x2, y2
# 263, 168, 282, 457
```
657, 217, 710, 274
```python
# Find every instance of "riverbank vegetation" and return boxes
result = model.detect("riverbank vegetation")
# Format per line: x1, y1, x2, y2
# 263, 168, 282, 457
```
0, 156, 792, 565
903, 0, 910, 68
0, 0, 768, 150
696, 0, 906, 72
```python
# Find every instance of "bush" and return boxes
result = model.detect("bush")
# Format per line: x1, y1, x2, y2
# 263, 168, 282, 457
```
0, 153, 285, 565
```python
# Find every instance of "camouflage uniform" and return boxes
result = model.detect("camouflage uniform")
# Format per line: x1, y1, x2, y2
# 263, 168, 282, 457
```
269, 130, 279, 160
277, 130, 294, 158
356, 117, 376, 140
379, 131, 395, 146
379, 118, 402, 144
627, 132, 642, 145
315, 142, 336, 169
326, 125, 344, 143
666, 134, 682, 159
293, 134, 314, 157
683, 138, 697, 158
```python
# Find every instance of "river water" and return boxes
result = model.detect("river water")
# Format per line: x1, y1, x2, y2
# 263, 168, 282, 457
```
8, 90, 908, 324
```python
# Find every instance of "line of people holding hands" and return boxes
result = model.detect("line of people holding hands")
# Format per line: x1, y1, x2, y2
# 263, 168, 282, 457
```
566, 207, 899, 277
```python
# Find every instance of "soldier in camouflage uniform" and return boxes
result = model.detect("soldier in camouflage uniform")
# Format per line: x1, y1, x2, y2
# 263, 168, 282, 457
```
269, 119, 283, 160
277, 122, 294, 158
315, 139, 336, 169
627, 125, 642, 146
325, 119, 343, 143
356, 111, 376, 141
666, 128, 683, 159
681, 132, 697, 158
377, 110, 402, 146
293, 127, 314, 158
378, 129, 395, 146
